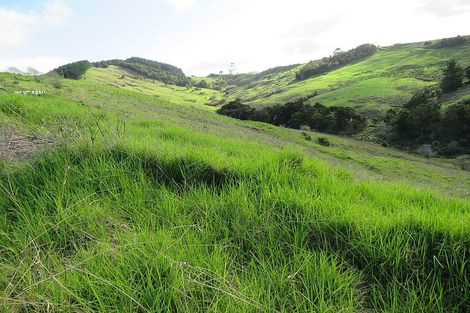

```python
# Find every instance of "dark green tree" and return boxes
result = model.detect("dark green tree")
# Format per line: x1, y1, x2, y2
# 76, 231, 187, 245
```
196, 80, 209, 89
393, 88, 441, 137
54, 61, 92, 80
216, 99, 255, 120
442, 100, 470, 143
440, 59, 464, 93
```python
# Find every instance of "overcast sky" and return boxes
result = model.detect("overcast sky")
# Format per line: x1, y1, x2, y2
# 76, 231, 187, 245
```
1, 0, 469, 75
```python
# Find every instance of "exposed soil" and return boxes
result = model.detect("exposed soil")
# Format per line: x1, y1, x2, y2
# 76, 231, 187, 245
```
0, 126, 53, 161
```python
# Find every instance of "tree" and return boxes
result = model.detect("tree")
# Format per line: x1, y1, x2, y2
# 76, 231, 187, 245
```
404, 87, 440, 109
229, 63, 236, 75
217, 99, 255, 120
333, 48, 342, 55
217, 97, 366, 135
393, 87, 441, 138
442, 100, 470, 143
440, 59, 464, 93
54, 60, 92, 80
196, 80, 209, 89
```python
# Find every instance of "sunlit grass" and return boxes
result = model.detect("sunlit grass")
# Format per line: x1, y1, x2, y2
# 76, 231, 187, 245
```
0, 67, 469, 312
230, 41, 470, 111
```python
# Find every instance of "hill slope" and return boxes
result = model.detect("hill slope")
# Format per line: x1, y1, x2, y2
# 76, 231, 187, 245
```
0, 60, 469, 312
223, 36, 470, 113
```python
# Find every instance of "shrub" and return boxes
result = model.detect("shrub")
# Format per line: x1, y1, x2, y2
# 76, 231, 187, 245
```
417, 144, 434, 158
52, 79, 63, 89
301, 132, 312, 141
317, 137, 331, 147
455, 155, 470, 171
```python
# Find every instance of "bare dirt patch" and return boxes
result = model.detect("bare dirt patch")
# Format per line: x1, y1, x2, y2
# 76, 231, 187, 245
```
0, 126, 53, 161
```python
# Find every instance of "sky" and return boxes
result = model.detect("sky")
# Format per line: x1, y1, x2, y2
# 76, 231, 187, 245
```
0, 0, 470, 76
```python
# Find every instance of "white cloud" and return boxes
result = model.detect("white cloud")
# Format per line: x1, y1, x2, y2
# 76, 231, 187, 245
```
0, 8, 33, 46
418, 0, 470, 17
151, 0, 470, 75
166, 0, 198, 10
0, 0, 72, 72
43, 0, 73, 26
1, 0, 470, 75
0, 0, 71, 47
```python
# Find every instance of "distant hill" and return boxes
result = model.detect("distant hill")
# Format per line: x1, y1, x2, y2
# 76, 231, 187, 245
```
218, 35, 470, 113
5, 67, 24, 75
53, 57, 190, 86
93, 57, 190, 86
3, 67, 41, 76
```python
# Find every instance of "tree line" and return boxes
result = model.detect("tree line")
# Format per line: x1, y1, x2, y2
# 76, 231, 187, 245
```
427, 35, 467, 49
296, 44, 377, 80
53, 60, 92, 80
93, 58, 190, 86
53, 58, 190, 86
217, 97, 366, 135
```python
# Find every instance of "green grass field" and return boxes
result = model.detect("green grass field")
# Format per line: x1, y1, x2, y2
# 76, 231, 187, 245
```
227, 38, 470, 112
0, 48, 469, 312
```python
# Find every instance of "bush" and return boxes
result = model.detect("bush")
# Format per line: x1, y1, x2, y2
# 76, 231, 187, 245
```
317, 137, 331, 146
416, 144, 435, 158
455, 155, 470, 171
301, 132, 312, 141
52, 79, 63, 89
465, 66, 470, 81
54, 60, 92, 80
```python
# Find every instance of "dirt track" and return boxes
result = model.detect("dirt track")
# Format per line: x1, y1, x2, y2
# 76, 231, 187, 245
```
0, 126, 53, 161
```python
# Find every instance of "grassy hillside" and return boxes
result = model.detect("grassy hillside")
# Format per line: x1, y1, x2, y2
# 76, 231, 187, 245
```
225, 37, 470, 112
0, 65, 469, 312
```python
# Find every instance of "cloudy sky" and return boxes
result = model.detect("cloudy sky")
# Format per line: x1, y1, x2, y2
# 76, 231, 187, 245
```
1, 0, 469, 75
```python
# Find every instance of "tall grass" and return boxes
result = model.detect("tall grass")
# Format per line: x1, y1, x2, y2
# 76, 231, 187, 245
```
0, 74, 469, 312
1, 124, 469, 311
